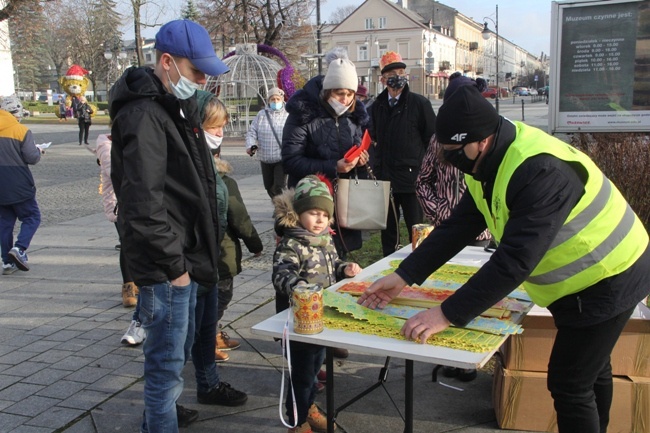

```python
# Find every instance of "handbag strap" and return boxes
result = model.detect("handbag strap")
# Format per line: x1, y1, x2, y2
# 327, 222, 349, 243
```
334, 166, 401, 255
264, 110, 282, 148
366, 165, 400, 250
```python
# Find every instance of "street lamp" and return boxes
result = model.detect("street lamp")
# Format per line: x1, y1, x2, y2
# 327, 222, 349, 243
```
482, 4, 499, 113
365, 35, 379, 94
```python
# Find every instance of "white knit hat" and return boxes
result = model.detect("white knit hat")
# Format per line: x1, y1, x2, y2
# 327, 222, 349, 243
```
323, 48, 358, 91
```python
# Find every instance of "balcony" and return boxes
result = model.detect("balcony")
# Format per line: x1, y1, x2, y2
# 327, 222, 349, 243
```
439, 61, 451, 71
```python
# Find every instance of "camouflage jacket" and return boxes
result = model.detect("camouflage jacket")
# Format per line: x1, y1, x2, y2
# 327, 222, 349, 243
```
272, 189, 349, 299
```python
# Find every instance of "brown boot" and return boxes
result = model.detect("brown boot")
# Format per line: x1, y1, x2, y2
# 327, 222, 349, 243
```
216, 330, 240, 350
215, 349, 230, 363
121, 282, 138, 307
307, 403, 335, 432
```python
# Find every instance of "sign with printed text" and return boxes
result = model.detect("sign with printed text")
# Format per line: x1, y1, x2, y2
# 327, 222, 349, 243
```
550, 0, 650, 133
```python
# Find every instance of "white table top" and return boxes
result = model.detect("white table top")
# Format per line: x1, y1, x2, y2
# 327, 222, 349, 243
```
251, 245, 512, 369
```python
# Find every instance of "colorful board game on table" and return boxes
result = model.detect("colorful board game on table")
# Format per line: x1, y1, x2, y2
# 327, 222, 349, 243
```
323, 261, 533, 353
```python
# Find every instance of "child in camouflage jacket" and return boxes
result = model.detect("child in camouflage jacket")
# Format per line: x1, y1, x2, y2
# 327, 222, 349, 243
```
272, 174, 361, 433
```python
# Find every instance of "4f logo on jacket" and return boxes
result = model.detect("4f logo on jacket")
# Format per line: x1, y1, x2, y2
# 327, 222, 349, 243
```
451, 133, 468, 142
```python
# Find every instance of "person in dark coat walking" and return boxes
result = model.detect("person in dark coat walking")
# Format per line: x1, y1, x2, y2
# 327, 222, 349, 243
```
368, 51, 436, 256
76, 96, 93, 145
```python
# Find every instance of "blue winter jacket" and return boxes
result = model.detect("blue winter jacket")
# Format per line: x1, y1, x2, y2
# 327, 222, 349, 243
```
0, 110, 41, 205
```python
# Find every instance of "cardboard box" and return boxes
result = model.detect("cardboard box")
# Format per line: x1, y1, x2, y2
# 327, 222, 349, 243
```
500, 303, 650, 377
493, 362, 650, 433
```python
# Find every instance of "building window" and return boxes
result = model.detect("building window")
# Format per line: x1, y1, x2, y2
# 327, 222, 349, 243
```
378, 43, 388, 58
397, 42, 409, 59
358, 45, 369, 61
145, 53, 152, 63
365, 18, 374, 30
378, 17, 386, 29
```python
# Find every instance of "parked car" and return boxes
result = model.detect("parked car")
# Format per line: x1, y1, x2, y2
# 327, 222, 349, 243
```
482, 88, 498, 99
481, 86, 508, 99
529, 89, 538, 96
513, 87, 530, 96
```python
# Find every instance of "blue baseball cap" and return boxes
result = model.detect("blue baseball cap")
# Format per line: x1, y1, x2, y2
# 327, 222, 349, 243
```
155, 20, 229, 76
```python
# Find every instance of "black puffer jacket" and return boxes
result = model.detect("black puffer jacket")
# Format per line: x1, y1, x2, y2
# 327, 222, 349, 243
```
109, 67, 220, 288
282, 75, 369, 187
369, 84, 436, 193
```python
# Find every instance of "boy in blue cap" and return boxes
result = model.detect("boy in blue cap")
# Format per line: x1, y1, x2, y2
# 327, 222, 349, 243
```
109, 20, 229, 433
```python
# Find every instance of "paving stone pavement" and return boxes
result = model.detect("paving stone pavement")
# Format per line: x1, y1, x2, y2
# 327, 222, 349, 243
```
0, 99, 551, 433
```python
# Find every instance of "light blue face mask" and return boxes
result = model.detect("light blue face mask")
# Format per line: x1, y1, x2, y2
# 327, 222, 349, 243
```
167, 58, 200, 100
270, 101, 283, 111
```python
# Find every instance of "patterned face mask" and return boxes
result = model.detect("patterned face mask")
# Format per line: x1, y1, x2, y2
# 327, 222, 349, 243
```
386, 75, 408, 90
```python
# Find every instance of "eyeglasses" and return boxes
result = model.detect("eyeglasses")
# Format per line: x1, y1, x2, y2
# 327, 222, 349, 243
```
382, 73, 407, 79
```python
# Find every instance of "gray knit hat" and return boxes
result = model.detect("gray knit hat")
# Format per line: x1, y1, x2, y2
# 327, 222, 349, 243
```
293, 175, 334, 217
267, 87, 285, 101
323, 48, 358, 91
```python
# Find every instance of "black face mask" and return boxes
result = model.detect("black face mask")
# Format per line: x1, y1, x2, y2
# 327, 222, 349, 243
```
386, 75, 407, 90
442, 146, 481, 174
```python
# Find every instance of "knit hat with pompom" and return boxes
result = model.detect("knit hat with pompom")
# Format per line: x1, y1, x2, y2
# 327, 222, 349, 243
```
293, 174, 334, 217
323, 47, 358, 91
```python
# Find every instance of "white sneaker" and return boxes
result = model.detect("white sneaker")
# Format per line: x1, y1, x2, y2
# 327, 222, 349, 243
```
121, 320, 146, 345
2, 263, 17, 275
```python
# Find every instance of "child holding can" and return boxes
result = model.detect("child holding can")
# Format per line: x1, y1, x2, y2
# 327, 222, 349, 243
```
272, 174, 361, 433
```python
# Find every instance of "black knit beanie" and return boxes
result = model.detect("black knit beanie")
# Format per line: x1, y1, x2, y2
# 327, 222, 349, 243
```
435, 85, 500, 145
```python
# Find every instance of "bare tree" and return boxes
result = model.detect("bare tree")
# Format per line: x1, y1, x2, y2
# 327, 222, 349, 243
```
197, 0, 315, 66
127, 0, 167, 66
329, 5, 356, 24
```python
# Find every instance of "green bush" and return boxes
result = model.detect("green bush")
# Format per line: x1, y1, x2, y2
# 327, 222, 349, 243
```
571, 133, 650, 231
96, 102, 109, 110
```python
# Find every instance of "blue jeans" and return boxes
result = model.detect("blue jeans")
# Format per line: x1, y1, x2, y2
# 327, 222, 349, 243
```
139, 280, 197, 433
0, 197, 41, 264
285, 341, 325, 425
192, 285, 220, 393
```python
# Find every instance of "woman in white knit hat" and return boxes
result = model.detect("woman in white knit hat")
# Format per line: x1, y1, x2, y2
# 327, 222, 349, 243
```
282, 47, 370, 255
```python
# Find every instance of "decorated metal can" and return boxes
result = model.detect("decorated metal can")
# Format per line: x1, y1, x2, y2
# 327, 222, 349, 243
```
292, 284, 324, 334
412, 223, 434, 250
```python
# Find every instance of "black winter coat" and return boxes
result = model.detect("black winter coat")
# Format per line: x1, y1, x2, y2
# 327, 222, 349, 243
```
369, 84, 436, 193
108, 67, 220, 288
282, 75, 369, 187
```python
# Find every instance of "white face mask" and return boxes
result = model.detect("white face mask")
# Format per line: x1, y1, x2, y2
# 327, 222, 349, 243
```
328, 97, 351, 116
167, 58, 200, 100
205, 130, 223, 150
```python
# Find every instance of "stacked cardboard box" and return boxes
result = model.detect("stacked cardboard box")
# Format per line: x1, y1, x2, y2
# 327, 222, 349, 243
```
493, 303, 650, 432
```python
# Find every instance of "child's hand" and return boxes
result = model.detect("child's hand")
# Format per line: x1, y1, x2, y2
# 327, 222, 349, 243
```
344, 263, 362, 277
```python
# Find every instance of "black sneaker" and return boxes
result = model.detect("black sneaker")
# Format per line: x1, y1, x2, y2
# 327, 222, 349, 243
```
197, 381, 248, 406
176, 404, 199, 428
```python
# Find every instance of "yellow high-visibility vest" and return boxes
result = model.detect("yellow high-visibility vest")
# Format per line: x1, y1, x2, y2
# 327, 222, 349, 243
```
465, 122, 648, 307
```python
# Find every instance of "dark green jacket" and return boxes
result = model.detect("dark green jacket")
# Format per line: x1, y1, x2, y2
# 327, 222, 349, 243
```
215, 158, 263, 279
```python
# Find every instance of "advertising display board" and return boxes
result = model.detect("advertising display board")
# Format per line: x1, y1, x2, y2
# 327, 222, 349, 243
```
550, 0, 650, 133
